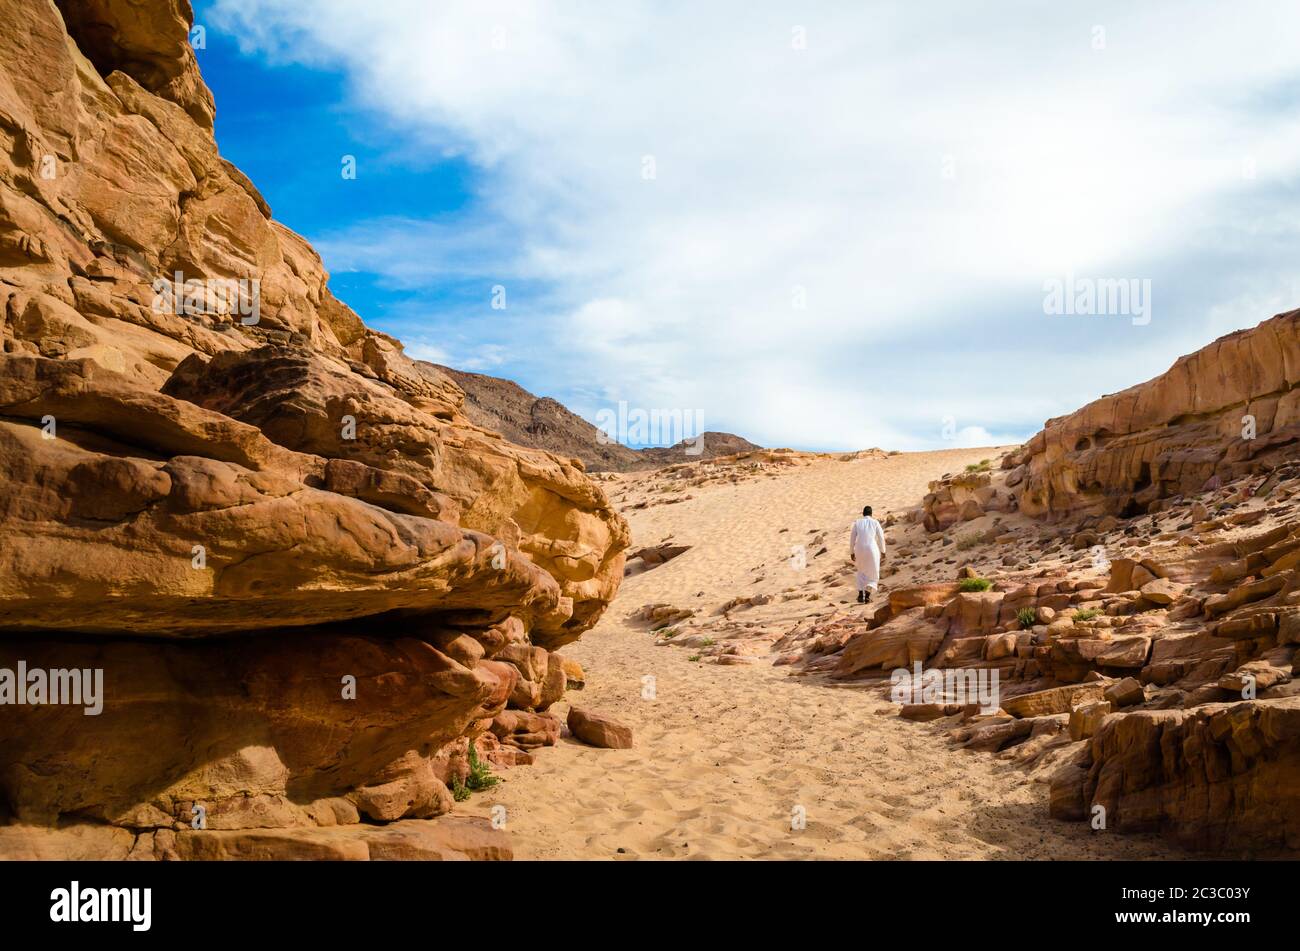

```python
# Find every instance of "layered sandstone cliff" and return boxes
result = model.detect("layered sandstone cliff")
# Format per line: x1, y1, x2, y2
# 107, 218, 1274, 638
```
823, 467, 1300, 852
1011, 310, 1300, 521
0, 0, 628, 859
861, 321, 1300, 852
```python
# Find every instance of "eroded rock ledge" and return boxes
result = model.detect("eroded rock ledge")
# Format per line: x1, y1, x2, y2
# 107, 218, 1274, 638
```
0, 0, 628, 859
814, 435, 1300, 854
1012, 309, 1300, 521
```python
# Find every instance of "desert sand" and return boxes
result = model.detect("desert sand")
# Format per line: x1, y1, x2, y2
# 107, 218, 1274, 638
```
465, 447, 1180, 859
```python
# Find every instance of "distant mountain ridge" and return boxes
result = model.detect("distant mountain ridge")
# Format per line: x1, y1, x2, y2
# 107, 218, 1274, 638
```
431, 364, 760, 471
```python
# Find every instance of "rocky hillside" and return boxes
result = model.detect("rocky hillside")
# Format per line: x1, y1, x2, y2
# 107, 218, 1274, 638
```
837, 314, 1300, 853
635, 431, 763, 467
0, 0, 628, 859
434, 363, 760, 471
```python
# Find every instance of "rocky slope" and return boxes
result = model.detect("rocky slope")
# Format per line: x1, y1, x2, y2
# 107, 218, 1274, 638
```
434, 363, 760, 471
826, 316, 1300, 853
635, 431, 763, 468
434, 364, 644, 470
0, 0, 628, 859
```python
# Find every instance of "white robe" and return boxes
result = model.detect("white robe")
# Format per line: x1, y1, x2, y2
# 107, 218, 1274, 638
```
850, 516, 886, 591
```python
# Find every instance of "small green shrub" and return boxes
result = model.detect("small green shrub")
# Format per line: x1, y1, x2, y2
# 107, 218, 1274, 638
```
466, 742, 499, 792
451, 777, 470, 802
958, 577, 993, 592
965, 459, 992, 473
1016, 606, 1037, 629
688, 654, 702, 662
1073, 608, 1101, 622
699, 637, 715, 647
659, 626, 678, 638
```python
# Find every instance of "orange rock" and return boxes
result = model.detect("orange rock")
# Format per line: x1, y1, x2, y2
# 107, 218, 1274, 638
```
1051, 699, 1300, 852
1002, 683, 1106, 718
1139, 577, 1186, 605
1017, 309, 1300, 521
1068, 700, 1113, 741
837, 609, 948, 675
1103, 677, 1145, 707
490, 711, 562, 750
567, 706, 634, 749
0, 0, 629, 860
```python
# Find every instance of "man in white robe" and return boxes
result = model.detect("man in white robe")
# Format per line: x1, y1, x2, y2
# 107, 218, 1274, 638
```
849, 505, 886, 604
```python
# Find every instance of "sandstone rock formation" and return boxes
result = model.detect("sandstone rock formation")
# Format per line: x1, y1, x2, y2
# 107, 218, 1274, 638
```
1051, 698, 1300, 852
921, 467, 1018, 533
817, 440, 1300, 853
1012, 310, 1300, 521
0, 0, 628, 859
566, 706, 634, 749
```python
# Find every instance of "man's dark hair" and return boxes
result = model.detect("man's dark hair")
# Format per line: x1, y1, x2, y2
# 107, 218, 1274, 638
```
862, 505, 873, 516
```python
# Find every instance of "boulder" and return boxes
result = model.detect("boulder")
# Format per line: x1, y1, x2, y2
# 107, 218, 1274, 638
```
490, 711, 562, 750
1139, 578, 1186, 605
566, 707, 634, 749
1002, 682, 1107, 718
1068, 700, 1113, 741
0, 632, 513, 829
1217, 661, 1291, 696
985, 633, 1018, 661
1103, 677, 1145, 707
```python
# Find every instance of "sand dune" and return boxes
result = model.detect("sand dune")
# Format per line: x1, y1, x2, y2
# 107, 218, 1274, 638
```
466, 448, 1180, 859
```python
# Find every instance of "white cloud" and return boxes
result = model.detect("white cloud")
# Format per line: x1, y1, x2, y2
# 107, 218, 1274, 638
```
311, 218, 523, 289
211, 0, 1300, 449
400, 341, 453, 365
949, 427, 1017, 451
459, 343, 510, 371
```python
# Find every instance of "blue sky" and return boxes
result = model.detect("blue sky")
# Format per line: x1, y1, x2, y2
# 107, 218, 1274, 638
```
194, 1, 1300, 451
195, 18, 511, 374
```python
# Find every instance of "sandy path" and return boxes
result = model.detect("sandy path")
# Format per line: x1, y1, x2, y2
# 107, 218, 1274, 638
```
465, 448, 1180, 859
